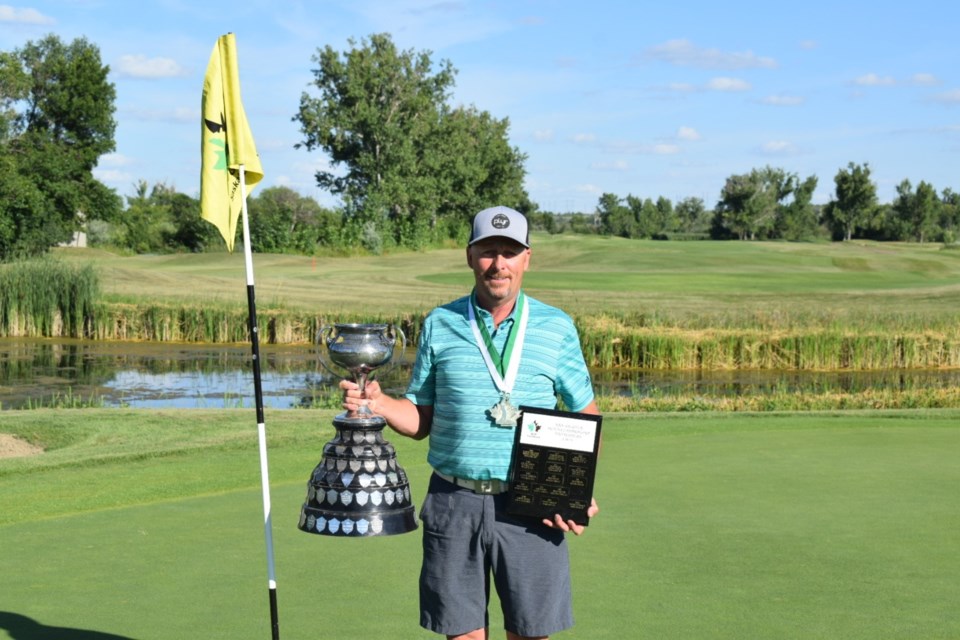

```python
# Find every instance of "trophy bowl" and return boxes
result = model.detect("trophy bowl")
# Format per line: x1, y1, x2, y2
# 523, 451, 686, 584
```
316, 323, 405, 419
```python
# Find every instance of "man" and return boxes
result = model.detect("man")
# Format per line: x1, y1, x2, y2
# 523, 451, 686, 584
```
342, 205, 600, 640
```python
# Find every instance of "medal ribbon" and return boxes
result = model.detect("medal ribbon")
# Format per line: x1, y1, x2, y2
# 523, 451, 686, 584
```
468, 290, 528, 394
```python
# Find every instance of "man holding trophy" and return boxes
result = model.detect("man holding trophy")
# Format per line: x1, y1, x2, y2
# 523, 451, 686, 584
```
341, 205, 600, 640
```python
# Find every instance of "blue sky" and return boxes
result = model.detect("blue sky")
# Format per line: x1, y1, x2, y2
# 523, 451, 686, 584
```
2, 0, 959, 212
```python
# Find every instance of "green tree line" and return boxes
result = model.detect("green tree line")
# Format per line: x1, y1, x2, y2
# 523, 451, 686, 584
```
0, 34, 120, 260
3, 33, 959, 262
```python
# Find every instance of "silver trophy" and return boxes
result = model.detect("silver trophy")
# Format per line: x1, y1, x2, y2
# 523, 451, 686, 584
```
298, 323, 418, 537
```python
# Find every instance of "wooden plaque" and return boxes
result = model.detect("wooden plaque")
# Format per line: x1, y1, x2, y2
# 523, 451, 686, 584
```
506, 406, 602, 526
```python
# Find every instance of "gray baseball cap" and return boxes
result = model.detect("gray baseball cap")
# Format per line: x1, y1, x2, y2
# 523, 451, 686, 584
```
468, 206, 530, 247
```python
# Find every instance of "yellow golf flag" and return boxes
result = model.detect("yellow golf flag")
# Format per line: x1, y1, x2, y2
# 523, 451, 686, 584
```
200, 33, 264, 252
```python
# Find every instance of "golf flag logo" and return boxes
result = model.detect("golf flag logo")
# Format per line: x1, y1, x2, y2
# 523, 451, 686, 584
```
200, 33, 263, 252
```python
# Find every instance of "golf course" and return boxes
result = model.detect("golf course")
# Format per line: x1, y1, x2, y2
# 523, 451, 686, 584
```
2, 235, 960, 638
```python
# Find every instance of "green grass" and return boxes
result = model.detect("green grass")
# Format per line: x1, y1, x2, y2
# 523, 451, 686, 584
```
36, 237, 960, 371
2, 409, 959, 638
53, 236, 960, 320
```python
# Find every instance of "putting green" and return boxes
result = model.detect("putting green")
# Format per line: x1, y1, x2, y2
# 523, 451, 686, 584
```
1, 410, 958, 638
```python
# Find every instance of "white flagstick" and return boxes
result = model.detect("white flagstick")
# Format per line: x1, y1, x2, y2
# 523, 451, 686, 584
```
238, 165, 281, 640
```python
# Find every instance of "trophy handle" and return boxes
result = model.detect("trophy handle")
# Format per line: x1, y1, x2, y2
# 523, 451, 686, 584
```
374, 324, 406, 381
315, 325, 343, 379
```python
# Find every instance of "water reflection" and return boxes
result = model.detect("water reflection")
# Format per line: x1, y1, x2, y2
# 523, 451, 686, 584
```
0, 338, 361, 410
2, 338, 959, 410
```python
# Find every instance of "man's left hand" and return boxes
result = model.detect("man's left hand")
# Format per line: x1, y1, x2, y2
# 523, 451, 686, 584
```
542, 498, 599, 536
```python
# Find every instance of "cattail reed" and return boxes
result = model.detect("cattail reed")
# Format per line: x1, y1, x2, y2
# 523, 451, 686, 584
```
0, 259, 99, 338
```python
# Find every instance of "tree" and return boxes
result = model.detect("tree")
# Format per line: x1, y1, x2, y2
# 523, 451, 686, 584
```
940, 188, 960, 244
113, 181, 176, 253
0, 51, 29, 142
597, 193, 634, 237
421, 105, 529, 245
675, 197, 709, 234
776, 174, 820, 241
0, 154, 45, 257
652, 196, 678, 238
156, 186, 212, 253
823, 162, 877, 241
0, 35, 118, 259
294, 33, 528, 249
891, 179, 940, 243
713, 167, 783, 240
248, 186, 339, 254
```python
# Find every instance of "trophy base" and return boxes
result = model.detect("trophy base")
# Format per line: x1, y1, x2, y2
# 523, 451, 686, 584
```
299, 504, 418, 537
298, 412, 418, 537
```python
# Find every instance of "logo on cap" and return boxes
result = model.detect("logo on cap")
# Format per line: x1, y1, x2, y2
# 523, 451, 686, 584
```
491, 213, 511, 229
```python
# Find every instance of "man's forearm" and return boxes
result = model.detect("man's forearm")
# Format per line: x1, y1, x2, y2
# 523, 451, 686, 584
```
377, 394, 432, 440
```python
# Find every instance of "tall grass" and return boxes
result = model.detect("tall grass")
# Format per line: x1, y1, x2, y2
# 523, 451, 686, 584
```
87, 303, 427, 346
0, 259, 99, 338
576, 316, 960, 370
2, 294, 959, 371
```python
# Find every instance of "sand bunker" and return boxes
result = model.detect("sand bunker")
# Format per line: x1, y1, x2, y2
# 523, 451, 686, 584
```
0, 433, 44, 459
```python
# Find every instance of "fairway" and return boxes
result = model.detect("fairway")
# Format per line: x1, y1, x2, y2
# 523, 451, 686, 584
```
52, 236, 960, 319
2, 409, 958, 639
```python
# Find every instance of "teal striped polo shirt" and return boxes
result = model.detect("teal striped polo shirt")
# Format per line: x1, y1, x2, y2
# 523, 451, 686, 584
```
404, 292, 595, 481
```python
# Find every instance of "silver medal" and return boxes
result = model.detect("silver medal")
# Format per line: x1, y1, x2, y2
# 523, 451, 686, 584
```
489, 393, 521, 427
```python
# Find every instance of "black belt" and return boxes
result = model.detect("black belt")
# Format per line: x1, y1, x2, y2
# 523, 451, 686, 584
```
435, 471, 509, 495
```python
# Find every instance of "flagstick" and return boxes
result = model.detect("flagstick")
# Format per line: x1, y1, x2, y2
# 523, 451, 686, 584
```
238, 165, 281, 640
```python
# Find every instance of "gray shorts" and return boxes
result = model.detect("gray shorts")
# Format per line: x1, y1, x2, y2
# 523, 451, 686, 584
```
418, 473, 573, 637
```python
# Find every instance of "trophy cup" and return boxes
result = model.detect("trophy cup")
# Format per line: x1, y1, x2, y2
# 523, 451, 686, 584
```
297, 323, 418, 536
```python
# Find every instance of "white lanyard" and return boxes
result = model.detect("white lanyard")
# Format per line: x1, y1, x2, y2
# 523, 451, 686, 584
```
467, 294, 529, 396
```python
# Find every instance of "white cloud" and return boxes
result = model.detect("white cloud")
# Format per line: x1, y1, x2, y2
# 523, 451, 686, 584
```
591, 160, 630, 171
645, 38, 776, 70
761, 94, 805, 106
854, 73, 896, 86
677, 126, 701, 141
910, 73, 939, 86
115, 54, 188, 79
97, 153, 135, 168
706, 77, 751, 92
930, 89, 960, 104
572, 133, 596, 143
575, 184, 603, 194
602, 139, 685, 155
0, 4, 53, 24
652, 143, 681, 155
532, 129, 555, 142
93, 168, 134, 185
759, 140, 799, 155
799, 40, 818, 50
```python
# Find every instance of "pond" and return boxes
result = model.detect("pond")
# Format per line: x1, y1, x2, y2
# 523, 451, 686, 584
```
2, 338, 959, 410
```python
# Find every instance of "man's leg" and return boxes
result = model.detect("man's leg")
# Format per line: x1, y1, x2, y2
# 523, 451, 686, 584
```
420, 475, 491, 636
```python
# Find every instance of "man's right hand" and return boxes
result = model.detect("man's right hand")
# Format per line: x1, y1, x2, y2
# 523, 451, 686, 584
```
339, 379, 381, 415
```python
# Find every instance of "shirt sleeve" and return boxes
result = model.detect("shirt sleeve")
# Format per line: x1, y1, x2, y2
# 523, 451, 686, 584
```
404, 314, 436, 406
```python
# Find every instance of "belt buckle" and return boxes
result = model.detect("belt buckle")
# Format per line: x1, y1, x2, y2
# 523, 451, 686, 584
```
478, 479, 494, 494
